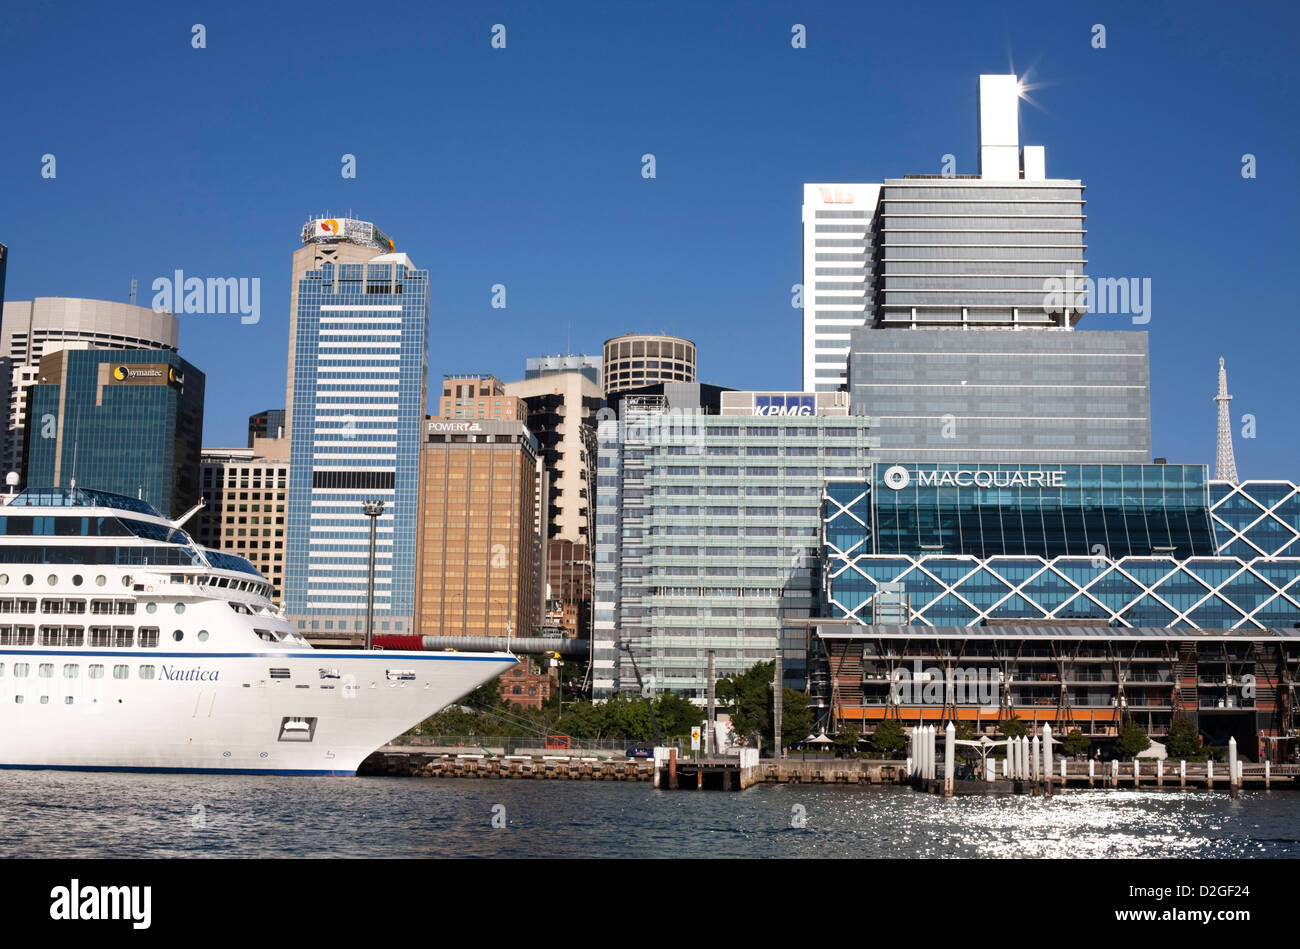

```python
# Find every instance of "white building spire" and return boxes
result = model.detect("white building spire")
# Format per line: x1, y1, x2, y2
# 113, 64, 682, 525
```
1214, 357, 1239, 483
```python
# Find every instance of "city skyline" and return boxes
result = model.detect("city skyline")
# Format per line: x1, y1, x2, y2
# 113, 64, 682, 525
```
0, 2, 1296, 479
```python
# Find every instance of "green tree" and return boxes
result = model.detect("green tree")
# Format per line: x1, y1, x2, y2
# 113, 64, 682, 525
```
653, 692, 703, 739
999, 716, 1029, 739
871, 719, 907, 757
1165, 717, 1203, 760
780, 690, 813, 753
715, 661, 812, 753
834, 727, 862, 756
1115, 723, 1151, 759
1061, 729, 1089, 757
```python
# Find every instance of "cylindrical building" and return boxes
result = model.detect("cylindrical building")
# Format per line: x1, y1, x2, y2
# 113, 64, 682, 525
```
602, 333, 695, 397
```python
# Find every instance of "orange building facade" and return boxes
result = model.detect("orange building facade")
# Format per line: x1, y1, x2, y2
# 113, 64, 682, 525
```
416, 419, 540, 640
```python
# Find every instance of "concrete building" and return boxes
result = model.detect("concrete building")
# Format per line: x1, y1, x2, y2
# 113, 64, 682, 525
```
593, 388, 879, 700
283, 242, 427, 640
193, 443, 290, 603
23, 349, 204, 518
283, 217, 395, 439
602, 334, 696, 398
526, 354, 601, 387
438, 374, 528, 422
415, 418, 539, 641
1, 297, 178, 479
502, 372, 603, 545
801, 183, 881, 393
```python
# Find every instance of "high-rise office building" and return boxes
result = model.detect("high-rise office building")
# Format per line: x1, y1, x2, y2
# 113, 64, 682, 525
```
23, 349, 204, 518
283, 244, 428, 640
848, 327, 1151, 463
602, 334, 696, 397
415, 418, 539, 640
834, 76, 1149, 463
801, 183, 881, 393
247, 409, 285, 446
194, 443, 290, 602
1, 297, 178, 479
526, 354, 602, 387
503, 373, 603, 545
283, 218, 395, 440
593, 387, 879, 700
438, 374, 528, 422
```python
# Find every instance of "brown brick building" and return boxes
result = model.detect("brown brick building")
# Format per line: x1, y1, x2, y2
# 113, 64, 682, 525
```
498, 658, 558, 709
415, 418, 540, 639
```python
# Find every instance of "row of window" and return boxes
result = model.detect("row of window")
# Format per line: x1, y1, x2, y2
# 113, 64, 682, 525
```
3, 662, 153, 681
0, 627, 193, 647
0, 598, 136, 615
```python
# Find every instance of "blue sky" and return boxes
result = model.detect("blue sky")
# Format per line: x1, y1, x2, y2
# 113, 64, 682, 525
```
1, 0, 1296, 477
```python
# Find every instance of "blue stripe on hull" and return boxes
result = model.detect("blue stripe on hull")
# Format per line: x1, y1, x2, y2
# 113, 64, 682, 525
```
0, 763, 356, 777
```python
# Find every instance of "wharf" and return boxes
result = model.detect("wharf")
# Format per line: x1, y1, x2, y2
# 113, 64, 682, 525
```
359, 745, 654, 780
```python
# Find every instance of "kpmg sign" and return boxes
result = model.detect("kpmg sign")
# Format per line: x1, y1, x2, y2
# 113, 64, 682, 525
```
882, 465, 1067, 490
754, 394, 815, 417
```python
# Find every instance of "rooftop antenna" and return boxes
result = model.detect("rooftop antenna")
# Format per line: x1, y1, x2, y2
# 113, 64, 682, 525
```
129, 277, 137, 306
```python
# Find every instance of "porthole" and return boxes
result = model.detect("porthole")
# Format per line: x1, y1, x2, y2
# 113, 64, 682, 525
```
145, 603, 157, 614
95, 575, 107, 587
197, 630, 209, 642
0, 574, 8, 585
174, 603, 186, 615
172, 630, 184, 642
122, 575, 133, 588
47, 574, 58, 586
72, 575, 83, 587
22, 575, 34, 586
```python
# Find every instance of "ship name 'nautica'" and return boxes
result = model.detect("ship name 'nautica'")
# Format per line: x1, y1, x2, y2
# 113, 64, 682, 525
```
160, 666, 219, 682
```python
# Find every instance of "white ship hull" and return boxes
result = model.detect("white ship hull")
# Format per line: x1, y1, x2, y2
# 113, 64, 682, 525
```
0, 648, 515, 776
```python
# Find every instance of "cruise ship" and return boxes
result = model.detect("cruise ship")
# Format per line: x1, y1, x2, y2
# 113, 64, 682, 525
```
0, 487, 516, 775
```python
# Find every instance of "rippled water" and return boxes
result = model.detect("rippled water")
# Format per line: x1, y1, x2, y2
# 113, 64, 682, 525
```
2, 771, 1297, 858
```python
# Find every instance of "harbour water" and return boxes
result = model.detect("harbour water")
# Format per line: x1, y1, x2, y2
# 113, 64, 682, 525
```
3, 771, 1299, 858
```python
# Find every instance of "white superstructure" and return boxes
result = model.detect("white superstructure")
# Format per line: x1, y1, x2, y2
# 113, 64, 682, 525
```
0, 486, 513, 775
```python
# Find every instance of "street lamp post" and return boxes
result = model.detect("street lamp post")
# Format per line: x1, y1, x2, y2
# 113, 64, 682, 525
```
362, 499, 385, 650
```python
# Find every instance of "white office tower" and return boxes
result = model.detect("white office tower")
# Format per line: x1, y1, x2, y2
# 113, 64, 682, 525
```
800, 183, 881, 393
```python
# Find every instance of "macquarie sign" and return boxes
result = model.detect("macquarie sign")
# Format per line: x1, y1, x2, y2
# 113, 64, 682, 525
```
881, 465, 1067, 491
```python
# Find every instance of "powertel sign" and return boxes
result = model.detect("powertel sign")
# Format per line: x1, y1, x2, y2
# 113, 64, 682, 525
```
881, 465, 1067, 490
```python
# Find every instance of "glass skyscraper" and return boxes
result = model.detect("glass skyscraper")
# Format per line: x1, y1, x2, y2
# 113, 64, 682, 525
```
23, 349, 204, 518
284, 253, 428, 637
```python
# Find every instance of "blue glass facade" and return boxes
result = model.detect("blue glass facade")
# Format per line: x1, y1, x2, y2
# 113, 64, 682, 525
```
839, 463, 1216, 559
284, 258, 427, 630
823, 468, 1300, 630
23, 349, 204, 518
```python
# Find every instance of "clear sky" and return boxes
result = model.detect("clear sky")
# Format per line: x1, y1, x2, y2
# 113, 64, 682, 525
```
1, 0, 1296, 478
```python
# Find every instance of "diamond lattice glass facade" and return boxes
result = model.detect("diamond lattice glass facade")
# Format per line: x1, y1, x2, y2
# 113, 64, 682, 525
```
824, 468, 1300, 630
284, 257, 428, 633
